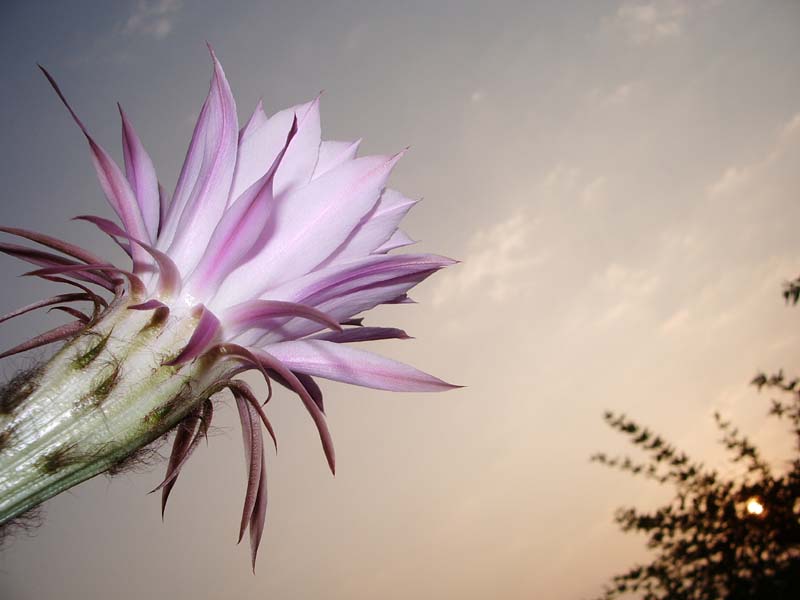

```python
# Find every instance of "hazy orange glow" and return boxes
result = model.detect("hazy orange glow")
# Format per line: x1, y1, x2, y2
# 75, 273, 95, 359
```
746, 497, 765, 516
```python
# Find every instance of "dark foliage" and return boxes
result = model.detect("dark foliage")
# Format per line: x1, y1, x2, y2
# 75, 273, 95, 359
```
593, 283, 800, 600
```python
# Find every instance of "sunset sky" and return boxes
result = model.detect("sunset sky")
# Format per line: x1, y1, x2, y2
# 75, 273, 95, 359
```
1, 1, 799, 598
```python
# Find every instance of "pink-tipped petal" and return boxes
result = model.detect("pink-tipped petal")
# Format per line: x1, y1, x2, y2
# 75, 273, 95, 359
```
164, 305, 221, 366
239, 99, 268, 142
39, 66, 152, 267
272, 97, 321, 197
157, 184, 168, 237
213, 153, 405, 308
264, 340, 459, 392
322, 189, 417, 266
186, 118, 298, 300
253, 254, 454, 344
119, 105, 160, 240
222, 300, 341, 339
162, 48, 238, 275
229, 99, 316, 203
312, 139, 360, 179
374, 229, 416, 254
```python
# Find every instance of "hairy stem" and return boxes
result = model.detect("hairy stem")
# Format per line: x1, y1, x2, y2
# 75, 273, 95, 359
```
0, 298, 228, 524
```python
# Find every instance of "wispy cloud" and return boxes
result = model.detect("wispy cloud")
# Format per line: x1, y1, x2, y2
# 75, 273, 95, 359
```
707, 111, 800, 198
586, 82, 640, 108
615, 1, 688, 44
123, 0, 182, 40
432, 211, 545, 307
612, 0, 727, 45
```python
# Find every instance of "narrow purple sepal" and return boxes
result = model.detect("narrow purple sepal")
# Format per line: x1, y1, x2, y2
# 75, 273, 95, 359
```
163, 304, 221, 366
0, 319, 85, 360
310, 327, 411, 344
0, 293, 91, 325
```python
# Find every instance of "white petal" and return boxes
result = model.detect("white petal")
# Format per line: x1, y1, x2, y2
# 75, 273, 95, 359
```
264, 340, 457, 391
212, 153, 402, 308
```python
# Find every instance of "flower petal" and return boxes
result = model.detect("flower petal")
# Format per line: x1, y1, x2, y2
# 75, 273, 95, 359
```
119, 104, 160, 240
312, 139, 360, 179
160, 48, 238, 275
264, 339, 459, 392
76, 215, 181, 298
374, 229, 415, 254
185, 117, 297, 300
320, 189, 417, 266
229, 98, 319, 203
249, 254, 453, 344
239, 99, 268, 142
272, 97, 321, 197
222, 299, 341, 340
39, 66, 151, 268
212, 153, 404, 308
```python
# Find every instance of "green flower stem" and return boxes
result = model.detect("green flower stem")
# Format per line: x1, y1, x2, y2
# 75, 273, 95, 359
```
0, 299, 227, 524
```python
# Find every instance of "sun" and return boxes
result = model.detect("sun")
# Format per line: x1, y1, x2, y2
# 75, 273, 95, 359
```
746, 497, 764, 516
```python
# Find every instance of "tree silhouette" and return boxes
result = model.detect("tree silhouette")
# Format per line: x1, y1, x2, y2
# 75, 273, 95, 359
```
593, 279, 800, 600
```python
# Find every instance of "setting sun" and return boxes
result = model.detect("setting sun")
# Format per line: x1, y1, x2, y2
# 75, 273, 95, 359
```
746, 497, 765, 516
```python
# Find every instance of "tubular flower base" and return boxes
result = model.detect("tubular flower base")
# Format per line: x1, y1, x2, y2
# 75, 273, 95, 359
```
0, 48, 457, 567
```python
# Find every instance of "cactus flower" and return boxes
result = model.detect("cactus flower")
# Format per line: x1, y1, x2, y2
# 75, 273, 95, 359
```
0, 47, 456, 567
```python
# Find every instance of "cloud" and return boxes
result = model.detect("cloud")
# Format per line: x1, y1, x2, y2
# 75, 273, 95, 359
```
432, 211, 545, 307
431, 165, 609, 312
586, 82, 640, 108
123, 0, 182, 40
615, 1, 687, 44
612, 0, 727, 45
707, 111, 800, 198
659, 110, 800, 336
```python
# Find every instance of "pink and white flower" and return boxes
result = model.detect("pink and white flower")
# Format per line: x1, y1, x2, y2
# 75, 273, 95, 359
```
0, 47, 457, 567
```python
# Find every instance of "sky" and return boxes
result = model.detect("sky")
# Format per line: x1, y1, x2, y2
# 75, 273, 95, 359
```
0, 0, 799, 598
